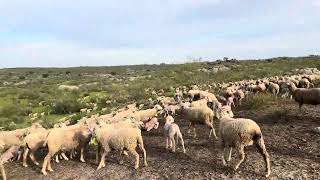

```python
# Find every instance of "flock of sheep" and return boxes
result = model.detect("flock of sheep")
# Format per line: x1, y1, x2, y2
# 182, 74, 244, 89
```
1, 69, 320, 180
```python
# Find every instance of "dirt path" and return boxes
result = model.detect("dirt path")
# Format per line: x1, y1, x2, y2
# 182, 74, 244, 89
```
4, 102, 320, 180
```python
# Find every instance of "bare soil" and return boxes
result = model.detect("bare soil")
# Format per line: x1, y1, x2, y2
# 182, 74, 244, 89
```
4, 101, 320, 180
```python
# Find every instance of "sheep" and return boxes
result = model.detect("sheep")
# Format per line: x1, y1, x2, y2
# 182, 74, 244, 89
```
298, 78, 310, 88
181, 106, 217, 139
142, 117, 159, 131
190, 98, 208, 107
1, 146, 22, 180
226, 96, 235, 107
234, 89, 245, 106
41, 125, 93, 175
129, 105, 163, 123
164, 116, 185, 153
80, 108, 87, 114
22, 128, 48, 167
94, 126, 147, 170
58, 85, 79, 91
0, 128, 29, 149
287, 82, 320, 109
216, 106, 271, 177
163, 104, 181, 116
268, 82, 280, 96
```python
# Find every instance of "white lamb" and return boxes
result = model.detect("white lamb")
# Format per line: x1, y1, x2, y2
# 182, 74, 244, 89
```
164, 116, 185, 153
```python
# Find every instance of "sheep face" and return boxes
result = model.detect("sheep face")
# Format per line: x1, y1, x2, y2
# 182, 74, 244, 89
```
165, 116, 174, 124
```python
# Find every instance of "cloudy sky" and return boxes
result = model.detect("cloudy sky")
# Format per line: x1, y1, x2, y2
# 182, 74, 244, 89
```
0, 0, 319, 68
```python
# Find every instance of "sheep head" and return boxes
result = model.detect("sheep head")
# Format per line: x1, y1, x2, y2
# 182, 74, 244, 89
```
216, 106, 234, 119
165, 116, 174, 124
143, 118, 159, 131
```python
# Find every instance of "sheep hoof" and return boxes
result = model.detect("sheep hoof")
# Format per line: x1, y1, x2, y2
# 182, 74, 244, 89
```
35, 162, 40, 166
80, 159, 86, 163
42, 171, 47, 176
23, 164, 28, 168
144, 163, 148, 167
265, 171, 271, 177
48, 168, 54, 172
134, 165, 139, 169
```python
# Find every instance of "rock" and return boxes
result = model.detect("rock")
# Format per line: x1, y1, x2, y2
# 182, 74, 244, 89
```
313, 127, 320, 134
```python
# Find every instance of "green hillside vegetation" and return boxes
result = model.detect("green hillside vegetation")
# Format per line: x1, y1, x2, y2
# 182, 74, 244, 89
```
0, 56, 319, 129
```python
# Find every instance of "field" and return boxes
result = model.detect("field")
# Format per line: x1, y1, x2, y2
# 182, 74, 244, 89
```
1, 56, 320, 179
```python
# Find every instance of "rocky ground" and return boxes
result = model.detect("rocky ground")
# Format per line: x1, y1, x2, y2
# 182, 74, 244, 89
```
4, 101, 320, 180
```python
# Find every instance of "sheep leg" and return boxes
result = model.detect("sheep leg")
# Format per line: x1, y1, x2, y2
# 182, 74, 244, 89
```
193, 126, 197, 138
42, 154, 52, 175
165, 137, 169, 149
55, 155, 59, 163
187, 122, 192, 134
119, 151, 125, 165
96, 145, 101, 165
47, 157, 53, 172
0, 162, 7, 180
176, 133, 179, 146
130, 150, 140, 169
97, 149, 108, 170
22, 147, 29, 167
80, 148, 85, 162
220, 139, 227, 166
234, 145, 245, 170
205, 121, 217, 139
221, 148, 227, 166
255, 138, 271, 177
16, 151, 22, 161
61, 152, 69, 161
137, 136, 148, 167
30, 150, 40, 166
227, 147, 232, 162
178, 132, 186, 153
170, 136, 176, 153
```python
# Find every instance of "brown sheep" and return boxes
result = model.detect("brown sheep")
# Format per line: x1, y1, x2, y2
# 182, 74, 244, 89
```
287, 82, 320, 109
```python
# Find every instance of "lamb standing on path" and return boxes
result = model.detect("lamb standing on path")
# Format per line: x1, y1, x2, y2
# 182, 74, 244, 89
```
164, 116, 185, 153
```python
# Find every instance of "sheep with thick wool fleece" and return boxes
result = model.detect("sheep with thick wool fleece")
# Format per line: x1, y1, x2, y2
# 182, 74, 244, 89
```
41, 124, 93, 175
216, 106, 271, 177
94, 126, 147, 170
181, 105, 217, 139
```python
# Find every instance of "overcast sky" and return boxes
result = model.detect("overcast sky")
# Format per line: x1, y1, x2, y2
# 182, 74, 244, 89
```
0, 0, 319, 68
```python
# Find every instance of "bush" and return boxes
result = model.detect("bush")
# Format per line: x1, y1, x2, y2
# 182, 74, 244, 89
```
18, 89, 39, 100
42, 73, 49, 78
51, 93, 82, 114
19, 76, 26, 80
